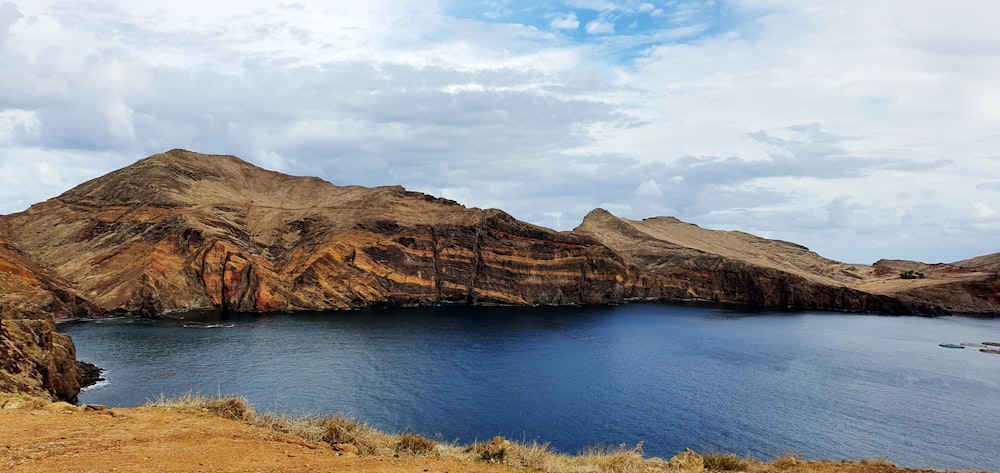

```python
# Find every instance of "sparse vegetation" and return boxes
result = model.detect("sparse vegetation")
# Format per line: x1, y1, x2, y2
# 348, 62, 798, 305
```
146, 392, 421, 457
139, 394, 983, 473
704, 452, 759, 471
899, 270, 925, 279
0, 392, 50, 410
395, 430, 439, 456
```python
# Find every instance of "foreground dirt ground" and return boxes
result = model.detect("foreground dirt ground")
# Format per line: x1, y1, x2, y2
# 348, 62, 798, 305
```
0, 404, 511, 473
1, 402, 986, 473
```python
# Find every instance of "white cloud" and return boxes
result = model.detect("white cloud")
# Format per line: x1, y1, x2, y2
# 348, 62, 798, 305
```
551, 12, 580, 30
0, 109, 39, 143
1, 0, 998, 264
566, 0, 621, 13
637, 179, 662, 197
585, 19, 616, 34
973, 202, 995, 218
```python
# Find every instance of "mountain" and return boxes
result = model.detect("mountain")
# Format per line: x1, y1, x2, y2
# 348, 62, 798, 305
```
0, 149, 997, 317
575, 210, 999, 314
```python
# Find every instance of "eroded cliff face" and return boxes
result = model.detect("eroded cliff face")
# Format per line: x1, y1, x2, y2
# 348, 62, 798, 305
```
0, 240, 96, 402
0, 149, 996, 317
0, 150, 634, 313
574, 209, 997, 315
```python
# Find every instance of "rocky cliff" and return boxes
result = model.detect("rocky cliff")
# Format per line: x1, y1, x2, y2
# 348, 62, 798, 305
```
0, 149, 996, 317
0, 239, 98, 402
573, 210, 999, 314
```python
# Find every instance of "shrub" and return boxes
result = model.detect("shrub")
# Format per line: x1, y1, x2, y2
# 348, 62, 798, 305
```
145, 392, 255, 422
316, 415, 395, 456
502, 440, 552, 469
580, 444, 648, 473
471, 439, 507, 462
202, 396, 256, 422
704, 452, 755, 471
396, 431, 437, 456
773, 454, 800, 470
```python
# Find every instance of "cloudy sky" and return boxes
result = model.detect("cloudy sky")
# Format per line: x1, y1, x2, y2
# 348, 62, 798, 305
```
1, 0, 998, 264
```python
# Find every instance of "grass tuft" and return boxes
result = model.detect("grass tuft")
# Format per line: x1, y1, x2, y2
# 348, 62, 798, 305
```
395, 431, 438, 456
146, 391, 256, 422
704, 452, 759, 471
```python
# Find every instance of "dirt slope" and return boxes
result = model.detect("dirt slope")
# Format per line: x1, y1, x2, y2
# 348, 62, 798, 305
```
1, 403, 983, 473
0, 405, 510, 473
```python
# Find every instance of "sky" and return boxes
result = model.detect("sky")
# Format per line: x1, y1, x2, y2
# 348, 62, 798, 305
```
1, 0, 998, 264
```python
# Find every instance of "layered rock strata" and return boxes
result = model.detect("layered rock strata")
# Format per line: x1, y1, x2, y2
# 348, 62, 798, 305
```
0, 149, 995, 317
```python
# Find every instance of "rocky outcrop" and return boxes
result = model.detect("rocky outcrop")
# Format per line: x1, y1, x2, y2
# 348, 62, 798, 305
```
0, 239, 102, 402
77, 361, 104, 389
0, 149, 996, 317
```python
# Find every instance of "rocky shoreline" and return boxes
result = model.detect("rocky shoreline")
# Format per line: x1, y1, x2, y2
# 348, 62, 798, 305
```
76, 361, 104, 389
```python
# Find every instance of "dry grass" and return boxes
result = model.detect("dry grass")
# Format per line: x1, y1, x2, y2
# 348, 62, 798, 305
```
0, 392, 51, 409
143, 394, 986, 473
704, 452, 761, 471
146, 391, 256, 422
146, 393, 433, 457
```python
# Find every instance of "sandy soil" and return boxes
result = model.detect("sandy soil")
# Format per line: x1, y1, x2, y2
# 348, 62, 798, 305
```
0, 404, 511, 473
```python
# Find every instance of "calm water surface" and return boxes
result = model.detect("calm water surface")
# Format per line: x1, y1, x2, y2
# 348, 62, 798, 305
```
63, 305, 1000, 471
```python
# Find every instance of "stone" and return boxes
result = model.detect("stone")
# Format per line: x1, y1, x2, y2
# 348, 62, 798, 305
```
44, 401, 79, 413
332, 443, 359, 455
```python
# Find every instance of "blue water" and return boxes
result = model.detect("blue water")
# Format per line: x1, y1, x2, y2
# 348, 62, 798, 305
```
62, 304, 1000, 471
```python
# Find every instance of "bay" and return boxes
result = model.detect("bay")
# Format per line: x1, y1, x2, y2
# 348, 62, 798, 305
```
62, 304, 1000, 471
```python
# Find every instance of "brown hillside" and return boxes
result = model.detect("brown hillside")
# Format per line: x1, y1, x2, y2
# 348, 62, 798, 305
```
0, 149, 995, 316
0, 149, 629, 313
575, 210, 999, 314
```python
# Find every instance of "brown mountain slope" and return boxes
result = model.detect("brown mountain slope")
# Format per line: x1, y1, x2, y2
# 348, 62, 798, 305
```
0, 149, 996, 316
0, 149, 630, 313
575, 209, 999, 314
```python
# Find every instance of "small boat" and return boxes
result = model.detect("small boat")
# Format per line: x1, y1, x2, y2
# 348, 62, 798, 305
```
983, 341, 1000, 347
980, 349, 1000, 355
938, 343, 965, 349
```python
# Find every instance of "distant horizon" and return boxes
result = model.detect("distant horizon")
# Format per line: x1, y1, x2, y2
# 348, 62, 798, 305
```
2, 1, 998, 264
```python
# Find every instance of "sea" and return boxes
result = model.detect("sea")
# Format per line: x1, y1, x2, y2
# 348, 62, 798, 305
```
62, 304, 1000, 471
